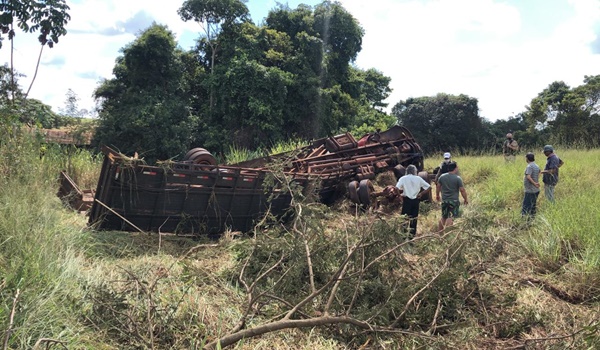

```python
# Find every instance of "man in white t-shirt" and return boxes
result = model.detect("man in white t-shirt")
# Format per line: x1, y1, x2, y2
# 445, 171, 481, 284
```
395, 164, 431, 238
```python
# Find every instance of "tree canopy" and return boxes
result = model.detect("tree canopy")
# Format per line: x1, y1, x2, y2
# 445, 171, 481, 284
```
392, 93, 488, 154
93, 24, 199, 162
92, 1, 391, 160
87, 1, 600, 162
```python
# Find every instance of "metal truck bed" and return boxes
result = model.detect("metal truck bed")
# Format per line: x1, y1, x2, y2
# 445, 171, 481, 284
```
78, 125, 425, 234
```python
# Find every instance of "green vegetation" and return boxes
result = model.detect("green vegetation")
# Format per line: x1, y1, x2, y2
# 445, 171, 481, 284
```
2, 1, 600, 348
2, 130, 600, 349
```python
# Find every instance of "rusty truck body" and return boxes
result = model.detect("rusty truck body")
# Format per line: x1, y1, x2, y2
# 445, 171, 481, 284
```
61, 125, 426, 234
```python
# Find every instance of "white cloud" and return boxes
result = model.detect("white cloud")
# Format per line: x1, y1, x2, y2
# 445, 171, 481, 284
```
338, 0, 600, 120
3, 0, 198, 114
2, 0, 600, 121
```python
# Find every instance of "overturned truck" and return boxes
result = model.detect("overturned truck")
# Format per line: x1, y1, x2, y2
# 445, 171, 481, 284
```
64, 126, 426, 234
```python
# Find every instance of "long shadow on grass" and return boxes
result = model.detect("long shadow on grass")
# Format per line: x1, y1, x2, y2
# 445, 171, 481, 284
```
86, 230, 221, 260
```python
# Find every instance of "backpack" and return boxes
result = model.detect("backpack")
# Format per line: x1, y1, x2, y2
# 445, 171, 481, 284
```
440, 161, 455, 174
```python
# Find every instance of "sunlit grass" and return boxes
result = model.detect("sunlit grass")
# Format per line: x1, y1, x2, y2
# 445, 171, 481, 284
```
224, 144, 264, 164
268, 138, 308, 155
3, 130, 600, 348
449, 148, 600, 280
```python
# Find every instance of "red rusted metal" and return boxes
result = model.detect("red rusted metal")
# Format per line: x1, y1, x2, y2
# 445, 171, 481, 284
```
63, 125, 425, 234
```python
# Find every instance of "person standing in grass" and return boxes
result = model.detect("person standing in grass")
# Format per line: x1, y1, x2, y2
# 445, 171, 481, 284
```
436, 162, 468, 232
503, 133, 519, 162
434, 152, 454, 184
541, 145, 563, 203
396, 164, 431, 238
522, 152, 541, 218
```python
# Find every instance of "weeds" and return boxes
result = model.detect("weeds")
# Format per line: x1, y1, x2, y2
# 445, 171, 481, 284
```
2, 131, 600, 349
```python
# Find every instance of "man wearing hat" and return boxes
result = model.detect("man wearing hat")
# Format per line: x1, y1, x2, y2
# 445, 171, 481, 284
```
434, 152, 454, 184
503, 133, 519, 162
540, 145, 563, 203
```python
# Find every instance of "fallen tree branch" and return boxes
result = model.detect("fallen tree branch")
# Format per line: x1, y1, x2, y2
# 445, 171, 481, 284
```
32, 338, 68, 350
3, 289, 20, 350
205, 315, 428, 349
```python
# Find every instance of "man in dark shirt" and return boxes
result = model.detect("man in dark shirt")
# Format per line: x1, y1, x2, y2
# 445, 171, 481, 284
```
540, 145, 562, 203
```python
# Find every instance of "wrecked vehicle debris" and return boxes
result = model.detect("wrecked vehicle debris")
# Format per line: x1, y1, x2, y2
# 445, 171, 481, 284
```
59, 126, 428, 234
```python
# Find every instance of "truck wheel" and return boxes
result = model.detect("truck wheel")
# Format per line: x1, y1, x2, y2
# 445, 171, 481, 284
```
348, 181, 360, 204
418, 171, 432, 202
184, 148, 217, 167
357, 179, 374, 207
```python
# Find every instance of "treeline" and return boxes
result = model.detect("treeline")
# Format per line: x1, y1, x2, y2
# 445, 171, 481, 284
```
86, 0, 600, 158
392, 76, 600, 155
91, 1, 395, 162
2, 1, 600, 161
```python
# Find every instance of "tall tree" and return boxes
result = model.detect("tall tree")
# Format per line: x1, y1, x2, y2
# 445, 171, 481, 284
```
0, 0, 70, 100
392, 93, 485, 154
525, 78, 600, 145
313, 1, 363, 87
94, 24, 199, 162
178, 0, 249, 111
261, 1, 367, 140
59, 88, 89, 118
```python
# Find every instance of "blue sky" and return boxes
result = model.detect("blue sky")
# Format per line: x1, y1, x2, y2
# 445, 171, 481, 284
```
3, 0, 600, 121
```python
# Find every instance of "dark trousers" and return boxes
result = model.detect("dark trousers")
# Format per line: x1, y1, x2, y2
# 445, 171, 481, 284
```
401, 197, 420, 236
522, 192, 539, 217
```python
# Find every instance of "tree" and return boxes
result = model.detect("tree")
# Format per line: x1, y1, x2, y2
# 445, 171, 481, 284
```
182, 1, 391, 152
59, 89, 89, 118
524, 81, 570, 131
313, 1, 363, 87
392, 93, 486, 154
0, 0, 71, 100
0, 64, 60, 128
94, 24, 199, 162
261, 1, 369, 140
178, 0, 249, 111
524, 78, 600, 146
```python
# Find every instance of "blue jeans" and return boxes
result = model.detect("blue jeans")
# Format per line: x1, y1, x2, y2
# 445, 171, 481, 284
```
522, 192, 539, 217
544, 185, 555, 203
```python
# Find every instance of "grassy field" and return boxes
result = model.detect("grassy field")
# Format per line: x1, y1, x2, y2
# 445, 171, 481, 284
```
2, 134, 600, 349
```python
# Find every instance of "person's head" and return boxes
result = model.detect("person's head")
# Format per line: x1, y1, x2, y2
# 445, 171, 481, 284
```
525, 152, 535, 162
406, 164, 418, 175
443, 152, 451, 161
506, 133, 513, 140
543, 145, 554, 156
447, 162, 458, 172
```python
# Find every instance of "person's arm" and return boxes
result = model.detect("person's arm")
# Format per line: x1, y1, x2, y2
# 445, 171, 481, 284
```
417, 180, 431, 199
459, 187, 468, 205
509, 140, 519, 151
395, 178, 403, 190
541, 159, 559, 174
526, 173, 540, 188
436, 181, 441, 201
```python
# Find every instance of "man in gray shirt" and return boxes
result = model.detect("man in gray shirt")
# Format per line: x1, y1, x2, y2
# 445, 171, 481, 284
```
436, 162, 468, 232
522, 152, 541, 218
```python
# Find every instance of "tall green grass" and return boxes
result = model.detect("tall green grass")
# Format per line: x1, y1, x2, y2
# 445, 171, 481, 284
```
0, 132, 99, 348
518, 149, 600, 275
2, 129, 600, 348
438, 148, 600, 289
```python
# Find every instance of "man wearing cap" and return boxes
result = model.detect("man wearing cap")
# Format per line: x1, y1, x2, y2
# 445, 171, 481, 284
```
503, 133, 519, 162
434, 152, 454, 184
541, 145, 563, 203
